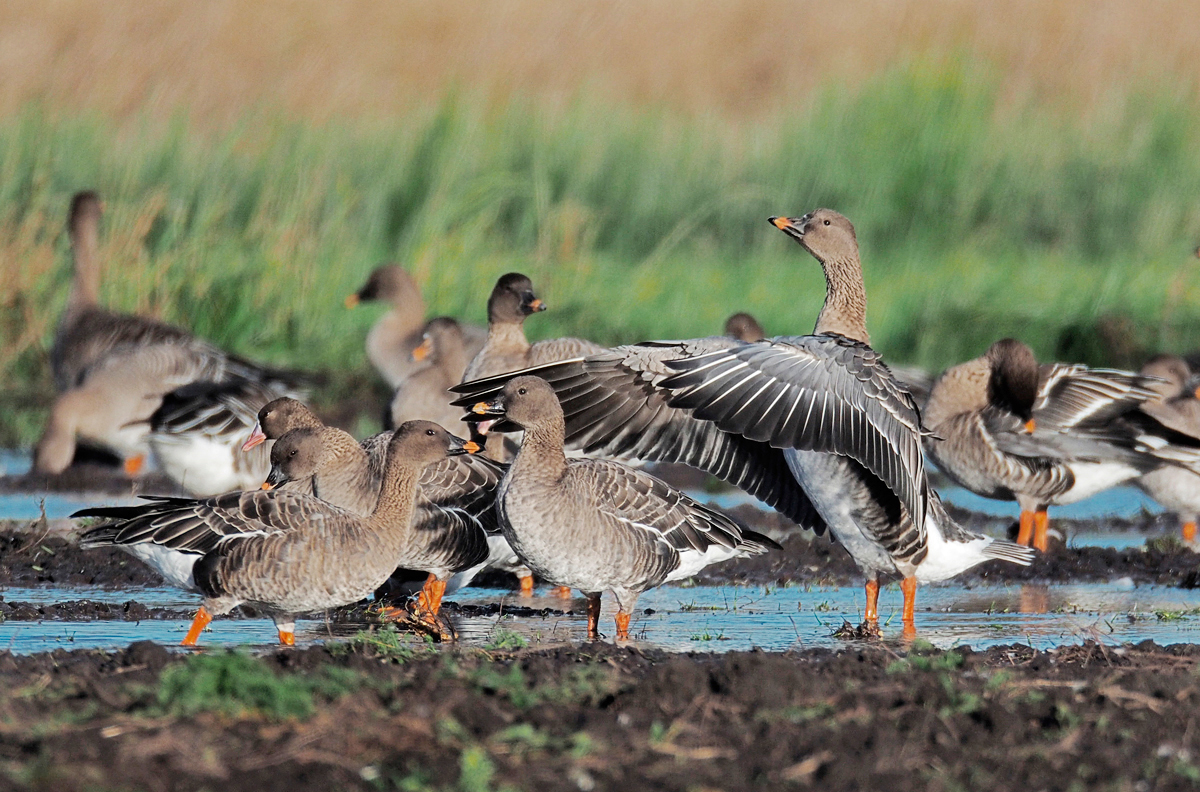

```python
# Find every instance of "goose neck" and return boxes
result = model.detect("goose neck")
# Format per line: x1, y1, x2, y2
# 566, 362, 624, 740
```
813, 253, 869, 344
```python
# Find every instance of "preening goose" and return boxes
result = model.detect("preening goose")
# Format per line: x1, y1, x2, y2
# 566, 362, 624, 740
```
346, 265, 485, 388
37, 190, 306, 476
454, 210, 1034, 633
243, 398, 528, 597
1134, 355, 1200, 542
923, 339, 1198, 551
76, 421, 467, 646
472, 376, 779, 640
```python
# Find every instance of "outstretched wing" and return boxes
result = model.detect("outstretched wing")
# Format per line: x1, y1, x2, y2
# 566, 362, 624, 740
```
452, 338, 827, 533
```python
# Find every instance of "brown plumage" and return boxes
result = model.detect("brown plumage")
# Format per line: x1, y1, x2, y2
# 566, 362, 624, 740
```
76, 421, 467, 646
1135, 355, 1200, 542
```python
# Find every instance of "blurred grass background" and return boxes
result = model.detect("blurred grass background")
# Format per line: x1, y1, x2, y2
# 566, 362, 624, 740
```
3, 1, 1200, 446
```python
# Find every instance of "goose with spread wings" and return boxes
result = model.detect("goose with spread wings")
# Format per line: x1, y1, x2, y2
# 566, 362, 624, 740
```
454, 209, 1033, 633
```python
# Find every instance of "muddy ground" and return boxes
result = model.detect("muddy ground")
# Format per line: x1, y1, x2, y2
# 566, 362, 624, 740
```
1, 638, 1199, 791
2, 502, 1198, 597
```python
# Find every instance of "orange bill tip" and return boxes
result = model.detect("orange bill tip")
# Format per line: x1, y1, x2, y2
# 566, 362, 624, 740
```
344, 294, 360, 309
411, 338, 431, 362
123, 454, 145, 476
1024, 419, 1037, 433
472, 402, 489, 415
260, 481, 274, 490
771, 216, 790, 230
463, 440, 481, 454
1194, 386, 1200, 400
529, 298, 545, 311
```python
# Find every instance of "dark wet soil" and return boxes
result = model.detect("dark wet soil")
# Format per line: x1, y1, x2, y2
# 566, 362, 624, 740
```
3, 502, 1199, 597
0, 598, 194, 622
4, 637, 1200, 791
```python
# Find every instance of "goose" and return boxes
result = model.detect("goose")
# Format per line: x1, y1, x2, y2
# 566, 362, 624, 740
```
461, 273, 606, 383
346, 265, 485, 388
472, 376, 780, 640
37, 190, 306, 476
75, 421, 467, 646
241, 398, 535, 596
923, 339, 1199, 551
1135, 355, 1200, 542
146, 376, 304, 496
261, 426, 492, 627
389, 317, 471, 435
724, 312, 766, 342
453, 210, 1034, 633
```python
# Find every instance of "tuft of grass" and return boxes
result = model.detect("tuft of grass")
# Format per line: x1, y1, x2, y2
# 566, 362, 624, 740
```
484, 627, 527, 651
155, 650, 359, 720
330, 624, 437, 663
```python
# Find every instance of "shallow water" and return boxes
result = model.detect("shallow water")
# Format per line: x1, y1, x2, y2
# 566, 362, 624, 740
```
3, 582, 1200, 655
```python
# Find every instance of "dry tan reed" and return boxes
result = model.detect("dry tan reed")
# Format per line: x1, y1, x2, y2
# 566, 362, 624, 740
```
1, 1, 1199, 126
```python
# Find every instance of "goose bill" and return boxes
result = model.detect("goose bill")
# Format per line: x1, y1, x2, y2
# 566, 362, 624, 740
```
262, 466, 290, 489
344, 293, 360, 309
768, 215, 806, 241
411, 337, 433, 362
446, 435, 470, 456
241, 423, 268, 451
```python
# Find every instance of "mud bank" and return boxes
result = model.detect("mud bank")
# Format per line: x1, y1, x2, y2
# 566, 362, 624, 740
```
2, 639, 1199, 791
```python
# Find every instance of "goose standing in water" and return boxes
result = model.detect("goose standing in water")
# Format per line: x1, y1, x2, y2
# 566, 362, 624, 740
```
923, 340, 1196, 551
37, 190, 305, 476
1135, 355, 1200, 542
242, 398, 529, 599
347, 265, 484, 388
471, 376, 779, 640
75, 421, 467, 646
454, 210, 1034, 633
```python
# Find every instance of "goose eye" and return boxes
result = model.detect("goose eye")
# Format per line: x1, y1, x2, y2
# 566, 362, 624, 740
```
289, 449, 297, 457
517, 387, 527, 395
426, 428, 436, 436
823, 219, 830, 226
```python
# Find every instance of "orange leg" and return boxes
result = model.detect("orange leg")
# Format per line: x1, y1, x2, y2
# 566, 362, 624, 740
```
123, 454, 146, 476
1017, 510, 1035, 546
864, 579, 880, 623
615, 612, 632, 640
277, 628, 295, 646
418, 574, 447, 616
586, 594, 602, 640
1184, 522, 1197, 543
181, 606, 213, 647
1033, 510, 1050, 553
518, 574, 534, 596
551, 586, 573, 599
900, 576, 917, 635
